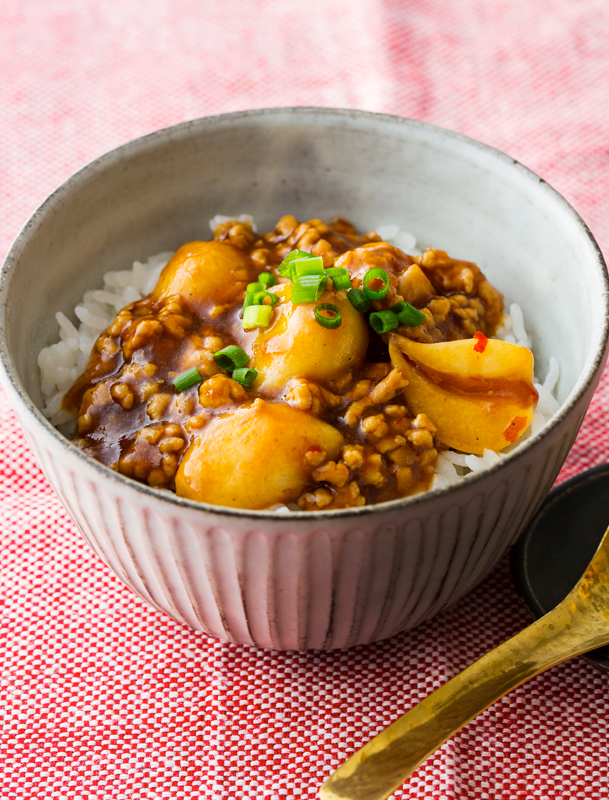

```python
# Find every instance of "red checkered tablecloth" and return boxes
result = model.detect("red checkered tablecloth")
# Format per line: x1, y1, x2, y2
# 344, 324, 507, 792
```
2, 1, 609, 797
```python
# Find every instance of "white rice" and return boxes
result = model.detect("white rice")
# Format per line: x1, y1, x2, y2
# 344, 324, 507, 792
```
37, 219, 561, 499
38, 251, 173, 426
375, 225, 422, 255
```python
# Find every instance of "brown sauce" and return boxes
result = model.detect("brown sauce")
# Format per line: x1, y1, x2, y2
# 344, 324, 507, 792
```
65, 216, 506, 510
404, 358, 539, 407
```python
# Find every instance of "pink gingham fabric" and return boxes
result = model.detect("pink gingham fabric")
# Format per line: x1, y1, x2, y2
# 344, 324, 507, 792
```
2, 1, 609, 798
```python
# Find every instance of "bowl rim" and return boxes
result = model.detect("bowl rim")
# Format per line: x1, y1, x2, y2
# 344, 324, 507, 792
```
1, 106, 608, 521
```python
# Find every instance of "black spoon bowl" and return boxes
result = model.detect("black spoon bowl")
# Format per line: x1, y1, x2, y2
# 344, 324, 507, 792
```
511, 462, 609, 671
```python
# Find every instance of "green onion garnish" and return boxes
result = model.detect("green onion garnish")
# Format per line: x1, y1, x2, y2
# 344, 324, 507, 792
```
246, 281, 265, 295
242, 281, 266, 315
242, 304, 274, 329
253, 291, 279, 306
173, 367, 203, 392
347, 288, 371, 313
258, 272, 277, 288
314, 303, 342, 329
363, 268, 390, 301
325, 267, 352, 292
213, 345, 249, 371
231, 367, 258, 388
278, 249, 316, 278
369, 310, 399, 334
294, 255, 324, 277
291, 274, 328, 304
395, 302, 426, 327
390, 301, 407, 314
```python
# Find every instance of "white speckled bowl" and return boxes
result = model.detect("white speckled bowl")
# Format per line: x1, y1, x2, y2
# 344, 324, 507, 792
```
1, 109, 607, 650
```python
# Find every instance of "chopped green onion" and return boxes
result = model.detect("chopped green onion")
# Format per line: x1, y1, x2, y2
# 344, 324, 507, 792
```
291, 274, 328, 304
396, 303, 427, 327
278, 249, 316, 278
369, 310, 399, 334
242, 281, 266, 315
231, 367, 258, 388
294, 255, 325, 277
314, 303, 342, 329
363, 268, 390, 301
213, 345, 249, 371
173, 367, 203, 392
325, 267, 352, 292
347, 288, 371, 313
390, 301, 407, 314
258, 272, 277, 287
253, 291, 279, 306
242, 304, 274, 329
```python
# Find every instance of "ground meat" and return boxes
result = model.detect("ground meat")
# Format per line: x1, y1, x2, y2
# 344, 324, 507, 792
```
413, 249, 504, 338
283, 378, 342, 414
65, 216, 504, 509
198, 374, 247, 408
336, 243, 504, 344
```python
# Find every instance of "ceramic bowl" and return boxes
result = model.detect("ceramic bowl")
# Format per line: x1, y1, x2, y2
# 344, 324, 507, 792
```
1, 109, 607, 650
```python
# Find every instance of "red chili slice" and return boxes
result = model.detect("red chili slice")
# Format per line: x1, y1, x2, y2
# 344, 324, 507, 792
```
473, 332, 488, 353
503, 416, 527, 443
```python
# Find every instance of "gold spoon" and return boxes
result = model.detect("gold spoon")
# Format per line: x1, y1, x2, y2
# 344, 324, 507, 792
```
320, 523, 609, 800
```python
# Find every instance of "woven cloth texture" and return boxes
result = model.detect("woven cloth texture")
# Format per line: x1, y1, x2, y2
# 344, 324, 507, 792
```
1, 1, 609, 798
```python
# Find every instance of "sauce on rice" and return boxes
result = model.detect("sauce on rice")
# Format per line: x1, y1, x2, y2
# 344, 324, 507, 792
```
62, 215, 535, 511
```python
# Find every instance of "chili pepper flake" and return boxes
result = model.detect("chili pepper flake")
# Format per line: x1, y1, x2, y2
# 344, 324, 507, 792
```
473, 332, 488, 353
503, 416, 527, 444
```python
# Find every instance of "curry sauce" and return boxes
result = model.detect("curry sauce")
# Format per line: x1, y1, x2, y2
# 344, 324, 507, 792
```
64, 215, 515, 510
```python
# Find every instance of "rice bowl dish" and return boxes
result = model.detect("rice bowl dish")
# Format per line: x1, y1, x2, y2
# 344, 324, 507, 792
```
2, 108, 606, 648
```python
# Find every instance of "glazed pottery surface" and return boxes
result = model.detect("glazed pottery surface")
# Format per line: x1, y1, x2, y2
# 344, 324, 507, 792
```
1, 109, 607, 649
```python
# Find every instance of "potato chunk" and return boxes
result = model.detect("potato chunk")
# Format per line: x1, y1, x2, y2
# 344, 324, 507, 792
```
234, 283, 368, 395
151, 241, 254, 313
175, 399, 344, 509
389, 333, 538, 454
397, 264, 435, 307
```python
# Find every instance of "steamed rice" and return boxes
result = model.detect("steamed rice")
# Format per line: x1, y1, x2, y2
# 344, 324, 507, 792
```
39, 251, 173, 427
37, 220, 561, 495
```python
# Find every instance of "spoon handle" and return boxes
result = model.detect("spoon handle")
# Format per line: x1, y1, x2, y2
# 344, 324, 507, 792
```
320, 536, 609, 800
